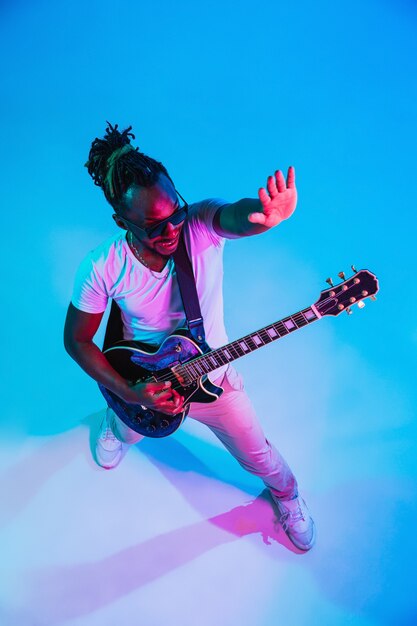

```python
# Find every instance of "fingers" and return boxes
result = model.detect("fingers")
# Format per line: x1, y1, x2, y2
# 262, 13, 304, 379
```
275, 170, 286, 192
260, 167, 295, 205
254, 186, 272, 222
148, 382, 173, 402
258, 187, 270, 206
151, 389, 174, 402
147, 381, 171, 392
157, 401, 183, 414
156, 390, 185, 415
267, 175, 278, 198
149, 383, 185, 414
248, 209, 267, 225
167, 388, 183, 410
171, 388, 183, 403
286, 165, 295, 188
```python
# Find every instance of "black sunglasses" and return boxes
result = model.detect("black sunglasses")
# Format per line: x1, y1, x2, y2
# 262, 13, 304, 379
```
118, 190, 188, 239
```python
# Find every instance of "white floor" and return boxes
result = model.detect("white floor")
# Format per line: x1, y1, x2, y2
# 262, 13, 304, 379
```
1, 351, 416, 626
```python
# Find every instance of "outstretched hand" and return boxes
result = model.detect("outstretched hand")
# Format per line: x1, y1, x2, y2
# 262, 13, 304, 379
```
249, 166, 297, 228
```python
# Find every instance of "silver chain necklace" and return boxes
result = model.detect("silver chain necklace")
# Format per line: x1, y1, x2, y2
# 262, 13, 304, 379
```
127, 231, 172, 280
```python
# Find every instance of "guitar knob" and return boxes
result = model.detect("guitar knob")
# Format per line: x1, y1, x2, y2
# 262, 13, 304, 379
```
345, 307, 353, 315
338, 271, 346, 280
370, 295, 377, 301
147, 424, 157, 432
326, 277, 334, 287
351, 264, 358, 273
160, 420, 170, 428
357, 301, 365, 309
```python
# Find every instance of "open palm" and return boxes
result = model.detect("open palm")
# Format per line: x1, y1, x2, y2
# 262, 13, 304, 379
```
249, 166, 297, 228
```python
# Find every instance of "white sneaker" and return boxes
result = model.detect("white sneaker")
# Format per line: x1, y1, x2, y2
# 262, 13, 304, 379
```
274, 494, 316, 551
95, 409, 129, 469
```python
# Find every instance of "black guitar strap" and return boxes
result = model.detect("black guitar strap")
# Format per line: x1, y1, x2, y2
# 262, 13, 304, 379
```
103, 231, 209, 352
173, 232, 209, 351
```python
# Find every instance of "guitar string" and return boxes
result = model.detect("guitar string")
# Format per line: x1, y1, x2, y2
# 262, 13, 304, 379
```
140, 305, 325, 385
156, 300, 337, 384
132, 289, 361, 386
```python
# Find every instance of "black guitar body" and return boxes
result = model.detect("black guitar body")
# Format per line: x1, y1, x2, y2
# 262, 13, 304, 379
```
99, 329, 224, 438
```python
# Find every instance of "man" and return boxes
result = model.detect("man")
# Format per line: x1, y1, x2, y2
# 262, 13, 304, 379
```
64, 122, 316, 551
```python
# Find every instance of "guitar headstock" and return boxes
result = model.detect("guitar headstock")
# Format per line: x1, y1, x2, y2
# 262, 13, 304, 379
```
314, 269, 379, 317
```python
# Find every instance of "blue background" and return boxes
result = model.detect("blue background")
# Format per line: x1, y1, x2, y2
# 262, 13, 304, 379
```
1, 1, 416, 625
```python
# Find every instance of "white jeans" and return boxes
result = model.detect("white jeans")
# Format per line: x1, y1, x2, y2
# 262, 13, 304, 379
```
108, 365, 298, 500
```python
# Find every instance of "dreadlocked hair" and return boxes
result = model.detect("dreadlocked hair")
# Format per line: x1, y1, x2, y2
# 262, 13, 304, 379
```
85, 122, 172, 211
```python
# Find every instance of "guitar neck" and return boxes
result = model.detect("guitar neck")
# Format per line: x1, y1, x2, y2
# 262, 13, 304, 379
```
182, 304, 321, 381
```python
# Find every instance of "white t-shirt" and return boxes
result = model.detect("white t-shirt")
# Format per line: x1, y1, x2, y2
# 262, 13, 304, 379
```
71, 198, 230, 378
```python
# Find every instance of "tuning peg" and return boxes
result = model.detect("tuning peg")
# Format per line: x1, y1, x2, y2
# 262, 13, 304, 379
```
338, 271, 346, 281
345, 307, 353, 315
351, 265, 357, 273
326, 277, 334, 287
357, 301, 365, 309
370, 295, 377, 301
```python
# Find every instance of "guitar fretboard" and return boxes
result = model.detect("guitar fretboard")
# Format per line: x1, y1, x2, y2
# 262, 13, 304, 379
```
178, 306, 319, 382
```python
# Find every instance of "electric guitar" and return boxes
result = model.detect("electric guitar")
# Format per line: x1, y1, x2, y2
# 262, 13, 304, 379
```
99, 268, 379, 438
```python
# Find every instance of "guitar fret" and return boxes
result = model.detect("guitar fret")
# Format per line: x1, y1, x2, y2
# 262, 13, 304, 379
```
189, 362, 203, 377
198, 357, 211, 373
213, 349, 228, 365
275, 321, 289, 336
208, 354, 220, 368
183, 362, 198, 380
229, 342, 245, 358
227, 343, 241, 359
216, 356, 225, 367
223, 348, 233, 361
192, 362, 202, 375
181, 305, 320, 382
266, 325, 280, 339
229, 343, 241, 359
251, 333, 264, 346
259, 328, 273, 344
303, 307, 317, 322
283, 317, 297, 331
187, 357, 211, 379
229, 346, 239, 359
243, 336, 258, 351
293, 312, 308, 327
